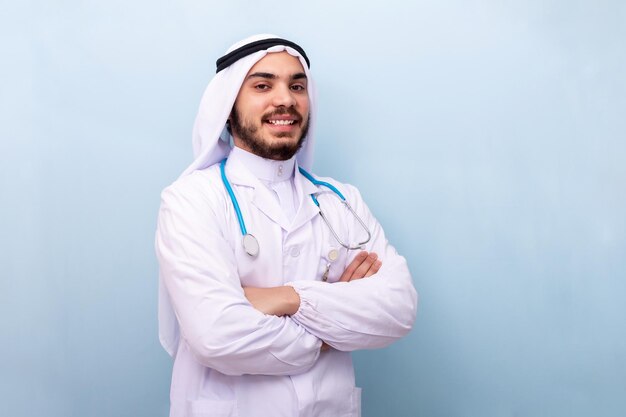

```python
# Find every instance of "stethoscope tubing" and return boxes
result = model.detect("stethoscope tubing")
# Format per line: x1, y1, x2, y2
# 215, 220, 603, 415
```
297, 167, 347, 202
220, 159, 247, 236
220, 158, 371, 254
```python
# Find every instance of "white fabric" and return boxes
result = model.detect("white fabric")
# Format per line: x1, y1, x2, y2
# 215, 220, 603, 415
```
159, 34, 317, 356
229, 146, 298, 222
155, 149, 417, 417
229, 146, 296, 183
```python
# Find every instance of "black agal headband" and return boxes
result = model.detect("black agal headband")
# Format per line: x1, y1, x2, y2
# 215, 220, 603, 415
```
215, 38, 310, 73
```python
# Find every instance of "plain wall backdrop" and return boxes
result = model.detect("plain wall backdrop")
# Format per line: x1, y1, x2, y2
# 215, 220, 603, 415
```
1, 1, 625, 416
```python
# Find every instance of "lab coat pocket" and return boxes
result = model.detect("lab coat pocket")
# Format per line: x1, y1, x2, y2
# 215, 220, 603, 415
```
187, 399, 238, 417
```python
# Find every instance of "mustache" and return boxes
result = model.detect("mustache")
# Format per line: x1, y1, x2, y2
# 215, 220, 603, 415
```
263, 108, 303, 121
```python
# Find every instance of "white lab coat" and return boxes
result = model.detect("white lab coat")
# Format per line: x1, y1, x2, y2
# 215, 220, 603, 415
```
156, 155, 418, 417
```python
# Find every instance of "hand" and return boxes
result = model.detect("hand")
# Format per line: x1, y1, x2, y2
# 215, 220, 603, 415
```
243, 286, 300, 316
338, 251, 382, 282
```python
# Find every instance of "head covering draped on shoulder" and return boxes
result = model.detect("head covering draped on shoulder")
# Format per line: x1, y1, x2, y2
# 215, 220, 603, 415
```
180, 33, 316, 178
159, 35, 315, 356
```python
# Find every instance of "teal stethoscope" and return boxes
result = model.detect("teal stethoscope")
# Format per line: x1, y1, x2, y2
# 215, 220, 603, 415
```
220, 159, 371, 257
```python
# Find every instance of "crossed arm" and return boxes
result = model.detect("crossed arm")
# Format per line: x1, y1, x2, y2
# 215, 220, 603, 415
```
244, 251, 382, 353
243, 251, 382, 317
260, 184, 417, 352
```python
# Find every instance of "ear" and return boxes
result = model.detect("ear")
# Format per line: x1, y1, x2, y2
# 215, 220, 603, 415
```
226, 105, 236, 134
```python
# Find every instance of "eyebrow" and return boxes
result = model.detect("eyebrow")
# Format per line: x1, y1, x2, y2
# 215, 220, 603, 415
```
247, 72, 308, 81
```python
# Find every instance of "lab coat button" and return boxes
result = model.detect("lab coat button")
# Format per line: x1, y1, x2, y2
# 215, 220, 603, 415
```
290, 247, 300, 257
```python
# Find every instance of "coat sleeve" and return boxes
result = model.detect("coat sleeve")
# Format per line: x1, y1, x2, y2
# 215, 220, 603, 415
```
286, 185, 418, 352
156, 178, 321, 376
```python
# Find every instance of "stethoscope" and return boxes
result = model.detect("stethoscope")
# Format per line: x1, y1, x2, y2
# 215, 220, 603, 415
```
220, 158, 371, 257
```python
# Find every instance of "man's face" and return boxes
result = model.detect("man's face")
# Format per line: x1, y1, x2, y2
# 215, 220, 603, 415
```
229, 51, 310, 160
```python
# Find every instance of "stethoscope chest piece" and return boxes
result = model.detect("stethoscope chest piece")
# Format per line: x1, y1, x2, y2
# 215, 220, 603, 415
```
242, 234, 259, 257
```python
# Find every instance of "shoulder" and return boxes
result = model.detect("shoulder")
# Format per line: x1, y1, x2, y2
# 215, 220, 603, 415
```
303, 170, 377, 224
304, 170, 363, 202
160, 164, 226, 209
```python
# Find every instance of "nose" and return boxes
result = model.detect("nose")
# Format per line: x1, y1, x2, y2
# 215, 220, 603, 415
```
272, 83, 296, 108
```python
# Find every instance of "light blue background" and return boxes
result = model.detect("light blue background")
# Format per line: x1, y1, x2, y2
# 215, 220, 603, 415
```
1, 1, 625, 416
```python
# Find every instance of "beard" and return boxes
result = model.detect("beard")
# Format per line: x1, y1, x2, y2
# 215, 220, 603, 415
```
230, 107, 310, 161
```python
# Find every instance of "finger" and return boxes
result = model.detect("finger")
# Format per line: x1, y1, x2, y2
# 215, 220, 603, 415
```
338, 251, 369, 282
364, 259, 382, 277
338, 251, 368, 282
350, 252, 378, 281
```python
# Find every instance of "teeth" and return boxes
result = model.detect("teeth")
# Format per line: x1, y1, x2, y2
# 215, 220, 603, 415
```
268, 120, 295, 125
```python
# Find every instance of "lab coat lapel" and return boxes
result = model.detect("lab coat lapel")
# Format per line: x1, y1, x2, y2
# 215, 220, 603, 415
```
225, 158, 291, 231
251, 189, 291, 231
290, 166, 321, 233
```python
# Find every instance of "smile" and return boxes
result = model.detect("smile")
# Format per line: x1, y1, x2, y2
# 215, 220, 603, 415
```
267, 119, 296, 126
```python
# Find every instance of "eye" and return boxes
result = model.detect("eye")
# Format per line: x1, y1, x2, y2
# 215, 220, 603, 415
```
254, 83, 271, 91
290, 84, 306, 92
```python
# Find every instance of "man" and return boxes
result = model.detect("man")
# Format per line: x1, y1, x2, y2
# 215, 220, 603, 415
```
156, 34, 417, 417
